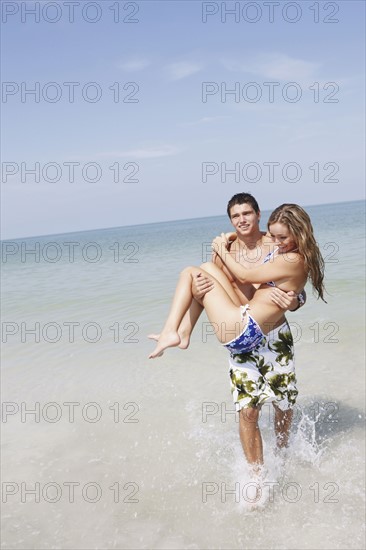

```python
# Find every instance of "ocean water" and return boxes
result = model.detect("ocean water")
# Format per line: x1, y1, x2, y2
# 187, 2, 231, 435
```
1, 200, 365, 549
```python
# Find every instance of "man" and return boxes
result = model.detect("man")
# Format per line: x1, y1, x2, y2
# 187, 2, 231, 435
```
193, 193, 305, 469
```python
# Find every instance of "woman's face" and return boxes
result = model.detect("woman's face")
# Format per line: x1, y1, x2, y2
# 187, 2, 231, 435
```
268, 222, 297, 253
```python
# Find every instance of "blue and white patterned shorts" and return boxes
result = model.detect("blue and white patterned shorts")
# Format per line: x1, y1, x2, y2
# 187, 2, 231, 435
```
229, 319, 298, 411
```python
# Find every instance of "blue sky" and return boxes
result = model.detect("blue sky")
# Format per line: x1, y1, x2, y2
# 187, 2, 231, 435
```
1, 0, 365, 238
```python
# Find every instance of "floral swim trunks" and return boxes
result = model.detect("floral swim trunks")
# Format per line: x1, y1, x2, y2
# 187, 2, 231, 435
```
229, 318, 298, 411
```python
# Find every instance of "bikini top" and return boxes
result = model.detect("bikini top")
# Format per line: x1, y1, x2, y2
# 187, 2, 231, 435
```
262, 247, 306, 305
262, 247, 279, 287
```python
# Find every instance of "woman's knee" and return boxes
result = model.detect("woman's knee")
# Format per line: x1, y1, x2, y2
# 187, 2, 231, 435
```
181, 266, 198, 277
200, 262, 218, 274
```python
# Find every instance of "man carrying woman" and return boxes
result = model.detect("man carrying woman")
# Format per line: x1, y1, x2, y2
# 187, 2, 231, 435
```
149, 195, 325, 471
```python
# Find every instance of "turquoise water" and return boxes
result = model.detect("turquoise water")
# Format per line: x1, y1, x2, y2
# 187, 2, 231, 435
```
1, 200, 365, 549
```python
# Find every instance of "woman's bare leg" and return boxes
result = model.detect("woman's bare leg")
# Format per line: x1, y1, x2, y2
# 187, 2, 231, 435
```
149, 300, 204, 349
148, 265, 244, 358
149, 262, 242, 351
177, 300, 204, 348
148, 267, 194, 358
177, 262, 242, 348
200, 262, 242, 304
181, 262, 241, 347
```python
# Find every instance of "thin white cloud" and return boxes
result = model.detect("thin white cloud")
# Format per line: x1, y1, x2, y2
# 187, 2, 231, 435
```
182, 115, 231, 127
167, 61, 202, 80
100, 145, 182, 159
221, 53, 320, 84
118, 58, 150, 72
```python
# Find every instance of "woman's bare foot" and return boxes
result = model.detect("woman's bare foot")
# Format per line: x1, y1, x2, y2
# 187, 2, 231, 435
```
148, 332, 190, 350
177, 333, 190, 349
148, 333, 160, 342
148, 331, 181, 358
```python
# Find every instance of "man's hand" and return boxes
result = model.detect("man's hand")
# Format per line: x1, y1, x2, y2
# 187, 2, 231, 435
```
192, 272, 214, 301
225, 232, 237, 243
269, 289, 299, 312
212, 233, 229, 258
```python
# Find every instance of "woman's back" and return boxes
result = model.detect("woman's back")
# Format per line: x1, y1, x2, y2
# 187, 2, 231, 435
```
248, 252, 307, 333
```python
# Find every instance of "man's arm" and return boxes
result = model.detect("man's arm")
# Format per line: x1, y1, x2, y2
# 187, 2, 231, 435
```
196, 233, 307, 309
293, 289, 307, 311
269, 288, 307, 312
214, 245, 301, 285
193, 233, 236, 299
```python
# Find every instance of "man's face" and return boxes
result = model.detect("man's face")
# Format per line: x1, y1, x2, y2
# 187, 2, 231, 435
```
229, 203, 260, 237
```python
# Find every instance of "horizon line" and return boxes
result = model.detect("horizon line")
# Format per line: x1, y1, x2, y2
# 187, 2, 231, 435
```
1, 198, 364, 242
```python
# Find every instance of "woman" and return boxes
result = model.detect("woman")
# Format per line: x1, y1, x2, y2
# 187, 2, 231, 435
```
148, 204, 326, 360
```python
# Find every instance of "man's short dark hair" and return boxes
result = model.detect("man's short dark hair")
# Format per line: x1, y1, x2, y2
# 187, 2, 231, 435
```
226, 193, 260, 218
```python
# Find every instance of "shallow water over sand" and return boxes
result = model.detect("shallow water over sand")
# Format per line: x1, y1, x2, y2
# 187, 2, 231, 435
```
2, 200, 365, 549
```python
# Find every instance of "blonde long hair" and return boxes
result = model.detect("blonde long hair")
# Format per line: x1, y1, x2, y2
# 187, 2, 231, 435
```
268, 204, 326, 302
